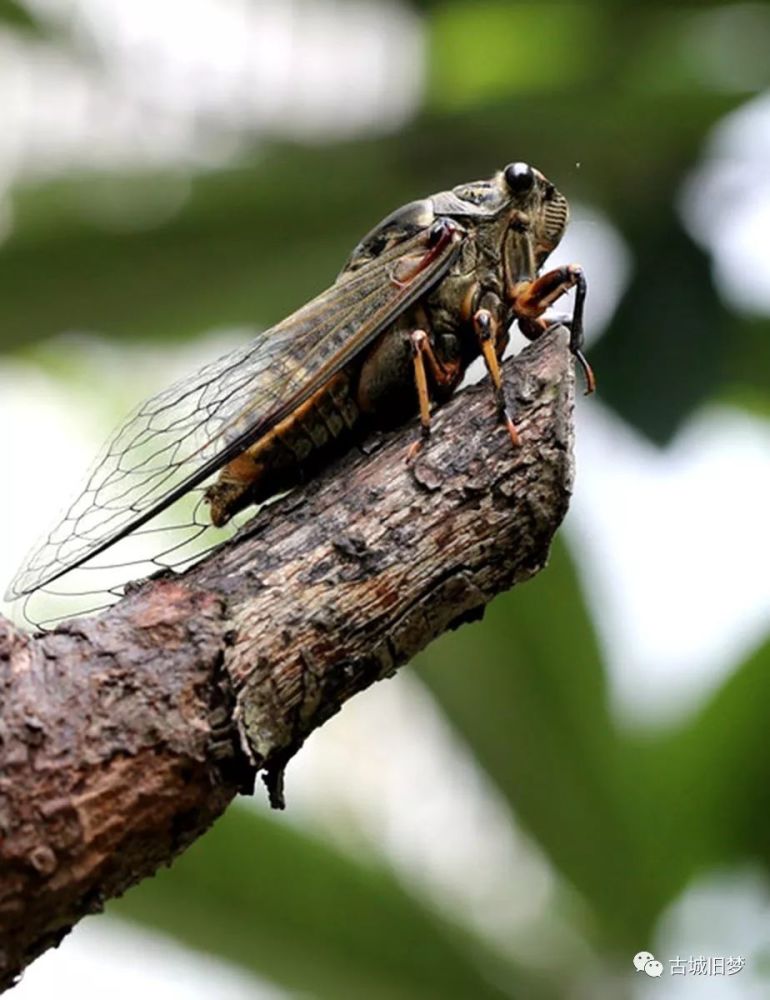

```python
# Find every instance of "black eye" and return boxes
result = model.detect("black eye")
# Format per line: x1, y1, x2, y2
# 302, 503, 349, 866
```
504, 162, 534, 194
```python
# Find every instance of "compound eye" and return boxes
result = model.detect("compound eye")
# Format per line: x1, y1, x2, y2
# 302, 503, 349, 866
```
504, 162, 535, 194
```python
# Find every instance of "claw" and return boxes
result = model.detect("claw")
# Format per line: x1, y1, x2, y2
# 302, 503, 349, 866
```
575, 349, 596, 396
406, 438, 424, 463
504, 410, 521, 447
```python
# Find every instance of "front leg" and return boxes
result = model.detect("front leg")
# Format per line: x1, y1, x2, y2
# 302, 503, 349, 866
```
473, 305, 520, 447
513, 265, 596, 395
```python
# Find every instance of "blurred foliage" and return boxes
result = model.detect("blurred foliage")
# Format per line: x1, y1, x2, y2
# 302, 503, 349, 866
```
114, 804, 556, 1000
3, 0, 770, 996
416, 544, 770, 952
415, 541, 654, 947
0, 0, 42, 33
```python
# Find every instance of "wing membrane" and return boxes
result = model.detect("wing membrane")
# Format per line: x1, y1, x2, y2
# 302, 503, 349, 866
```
7, 226, 460, 599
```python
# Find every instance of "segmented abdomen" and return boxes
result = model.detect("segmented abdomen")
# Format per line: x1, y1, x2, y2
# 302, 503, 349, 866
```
205, 369, 361, 525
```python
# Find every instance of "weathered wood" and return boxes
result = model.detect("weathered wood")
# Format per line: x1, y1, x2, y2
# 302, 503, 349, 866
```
0, 327, 575, 990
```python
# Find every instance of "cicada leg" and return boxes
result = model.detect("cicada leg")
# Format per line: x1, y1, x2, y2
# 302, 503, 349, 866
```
406, 328, 460, 462
512, 264, 595, 395
473, 307, 520, 447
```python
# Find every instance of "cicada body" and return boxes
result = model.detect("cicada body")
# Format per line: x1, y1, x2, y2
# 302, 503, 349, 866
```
6, 162, 593, 626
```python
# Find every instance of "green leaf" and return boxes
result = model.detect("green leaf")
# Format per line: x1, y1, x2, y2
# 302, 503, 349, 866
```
414, 538, 665, 947
720, 314, 770, 417
429, 4, 607, 109
112, 803, 555, 1000
0, 0, 46, 34
589, 205, 734, 444
590, 194, 770, 439
639, 634, 770, 869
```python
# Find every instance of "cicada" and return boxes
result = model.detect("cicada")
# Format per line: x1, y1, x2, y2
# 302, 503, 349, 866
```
6, 162, 593, 626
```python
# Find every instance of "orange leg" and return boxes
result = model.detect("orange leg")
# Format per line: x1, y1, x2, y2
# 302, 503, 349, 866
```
512, 264, 595, 395
473, 308, 520, 447
406, 329, 459, 461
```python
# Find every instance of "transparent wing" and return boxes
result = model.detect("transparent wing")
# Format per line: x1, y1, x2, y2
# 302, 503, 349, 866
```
7, 224, 460, 603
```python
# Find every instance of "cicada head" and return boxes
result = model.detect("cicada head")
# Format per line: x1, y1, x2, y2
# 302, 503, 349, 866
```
501, 161, 569, 265
432, 162, 569, 274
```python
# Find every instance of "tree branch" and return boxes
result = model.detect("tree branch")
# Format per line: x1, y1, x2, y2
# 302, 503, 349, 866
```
0, 327, 575, 989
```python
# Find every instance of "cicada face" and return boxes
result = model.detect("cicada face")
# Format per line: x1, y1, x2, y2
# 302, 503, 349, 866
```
523, 166, 570, 264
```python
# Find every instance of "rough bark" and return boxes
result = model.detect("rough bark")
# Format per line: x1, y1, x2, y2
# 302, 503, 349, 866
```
0, 327, 576, 990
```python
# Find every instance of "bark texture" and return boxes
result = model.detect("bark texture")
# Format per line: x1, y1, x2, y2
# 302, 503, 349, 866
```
0, 327, 576, 990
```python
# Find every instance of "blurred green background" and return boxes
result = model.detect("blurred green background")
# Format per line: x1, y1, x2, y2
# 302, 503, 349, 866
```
2, 1, 770, 998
